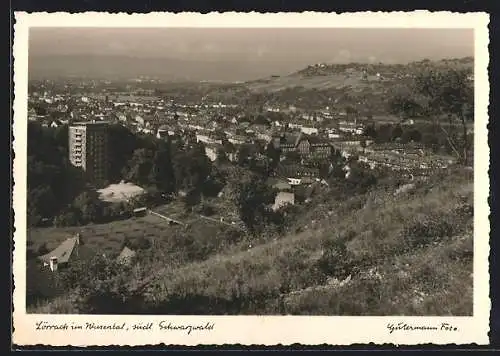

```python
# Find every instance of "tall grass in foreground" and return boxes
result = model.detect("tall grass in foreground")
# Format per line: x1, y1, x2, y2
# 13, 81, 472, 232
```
136, 172, 473, 315
32, 170, 474, 315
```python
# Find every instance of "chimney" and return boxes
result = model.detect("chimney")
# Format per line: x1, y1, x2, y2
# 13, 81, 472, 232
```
49, 257, 58, 272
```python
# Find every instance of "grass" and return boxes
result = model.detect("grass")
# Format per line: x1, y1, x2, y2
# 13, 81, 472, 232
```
27, 214, 173, 258
30, 168, 474, 315
136, 171, 473, 315
26, 200, 246, 312
246, 73, 387, 92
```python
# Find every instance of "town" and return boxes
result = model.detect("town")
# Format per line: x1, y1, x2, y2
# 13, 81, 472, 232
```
28, 61, 464, 187
26, 56, 474, 316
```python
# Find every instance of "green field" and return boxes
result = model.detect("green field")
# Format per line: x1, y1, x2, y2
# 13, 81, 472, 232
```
28, 199, 243, 260
137, 171, 474, 315
28, 213, 174, 258
246, 73, 382, 92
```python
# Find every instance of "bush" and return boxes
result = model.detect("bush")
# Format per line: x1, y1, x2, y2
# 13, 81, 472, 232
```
401, 212, 460, 250
54, 209, 81, 227
315, 238, 356, 280
59, 255, 144, 313
199, 203, 216, 216
124, 236, 151, 250
37, 242, 49, 256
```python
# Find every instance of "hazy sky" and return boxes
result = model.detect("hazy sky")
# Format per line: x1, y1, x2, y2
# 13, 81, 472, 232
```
30, 28, 473, 61
29, 28, 474, 80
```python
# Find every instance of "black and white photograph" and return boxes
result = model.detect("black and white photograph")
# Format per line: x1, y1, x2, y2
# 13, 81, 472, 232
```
13, 12, 490, 346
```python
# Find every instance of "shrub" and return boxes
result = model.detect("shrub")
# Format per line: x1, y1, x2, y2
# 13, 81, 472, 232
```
402, 212, 461, 250
315, 238, 356, 280
124, 236, 151, 250
60, 255, 143, 313
199, 203, 216, 216
37, 242, 49, 256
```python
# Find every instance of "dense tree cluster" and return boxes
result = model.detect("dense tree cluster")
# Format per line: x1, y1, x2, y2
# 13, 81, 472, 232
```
27, 122, 220, 227
234, 175, 283, 234
386, 67, 473, 163
27, 123, 86, 226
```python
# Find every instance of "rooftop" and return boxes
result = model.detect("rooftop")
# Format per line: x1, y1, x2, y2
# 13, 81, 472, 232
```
70, 120, 111, 127
97, 181, 146, 203
38, 235, 94, 265
117, 246, 137, 265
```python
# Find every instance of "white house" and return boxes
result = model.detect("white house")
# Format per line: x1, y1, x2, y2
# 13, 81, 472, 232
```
287, 178, 302, 186
301, 127, 319, 135
272, 192, 295, 211
135, 115, 145, 126
205, 146, 218, 162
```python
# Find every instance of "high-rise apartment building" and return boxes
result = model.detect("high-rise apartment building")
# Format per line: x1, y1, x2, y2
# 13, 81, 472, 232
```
69, 121, 109, 187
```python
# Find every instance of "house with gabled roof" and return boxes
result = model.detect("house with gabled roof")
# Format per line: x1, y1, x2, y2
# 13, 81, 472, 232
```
117, 246, 136, 266
37, 234, 94, 272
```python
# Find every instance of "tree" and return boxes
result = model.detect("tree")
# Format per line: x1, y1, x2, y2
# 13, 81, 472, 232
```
253, 114, 271, 127
346, 163, 377, 193
376, 124, 393, 143
265, 142, 281, 169
183, 188, 202, 211
345, 106, 358, 119
27, 186, 57, 225
126, 236, 151, 250
235, 176, 276, 234
27, 122, 86, 226
53, 125, 69, 150
123, 148, 155, 186
60, 255, 138, 313
363, 124, 377, 140
54, 208, 81, 227
199, 203, 216, 216
236, 144, 254, 166
151, 141, 175, 193
401, 128, 423, 143
72, 191, 104, 224
414, 67, 473, 164
37, 242, 49, 256
107, 124, 139, 183
171, 142, 213, 202
216, 148, 229, 164
392, 125, 403, 141
388, 94, 422, 119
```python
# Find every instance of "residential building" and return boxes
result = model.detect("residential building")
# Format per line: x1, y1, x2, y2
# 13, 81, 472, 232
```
277, 164, 320, 182
69, 121, 109, 187
272, 192, 295, 211
308, 136, 333, 158
273, 132, 332, 159
205, 144, 219, 162
38, 234, 93, 272
117, 246, 137, 266
301, 126, 319, 135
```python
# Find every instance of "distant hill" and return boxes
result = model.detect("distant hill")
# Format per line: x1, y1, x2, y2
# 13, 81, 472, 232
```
245, 57, 474, 92
28, 54, 473, 86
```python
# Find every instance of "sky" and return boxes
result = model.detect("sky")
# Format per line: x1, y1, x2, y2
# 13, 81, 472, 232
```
29, 28, 474, 81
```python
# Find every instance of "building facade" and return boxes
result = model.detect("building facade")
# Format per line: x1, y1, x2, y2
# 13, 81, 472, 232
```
69, 121, 109, 187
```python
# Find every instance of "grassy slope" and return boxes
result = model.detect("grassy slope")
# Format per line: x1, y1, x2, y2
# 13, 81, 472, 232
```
31, 169, 473, 315
137, 170, 473, 315
246, 58, 473, 93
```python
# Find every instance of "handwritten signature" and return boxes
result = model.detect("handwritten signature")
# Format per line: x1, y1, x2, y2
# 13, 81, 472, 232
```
387, 322, 458, 334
